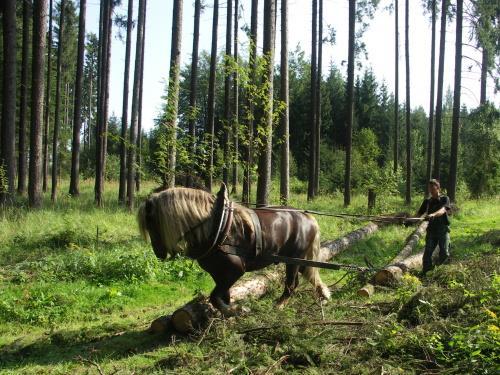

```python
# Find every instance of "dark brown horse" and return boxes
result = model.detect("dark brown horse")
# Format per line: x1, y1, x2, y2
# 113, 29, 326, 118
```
138, 185, 330, 315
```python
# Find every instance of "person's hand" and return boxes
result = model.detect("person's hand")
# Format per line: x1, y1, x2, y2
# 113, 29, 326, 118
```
425, 213, 434, 221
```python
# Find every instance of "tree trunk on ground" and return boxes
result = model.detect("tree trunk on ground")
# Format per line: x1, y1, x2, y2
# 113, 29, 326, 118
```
231, 0, 239, 195
374, 251, 424, 285
256, 0, 275, 207
18, 0, 31, 195
165, 0, 183, 188
51, 0, 66, 202
432, 0, 448, 180
69, 0, 87, 197
308, 0, 317, 201
404, 0, 411, 205
369, 221, 428, 287
127, 0, 146, 210
279, 0, 289, 205
222, 0, 233, 186
118, 0, 134, 203
448, 0, 462, 203
1, 0, 17, 205
205, 0, 219, 191
393, 0, 399, 173
425, 0, 436, 189
314, 0, 323, 195
29, 0, 48, 208
43, 0, 53, 193
344, 0, 355, 207
242, 0, 258, 205
187, 0, 201, 188
318, 222, 382, 262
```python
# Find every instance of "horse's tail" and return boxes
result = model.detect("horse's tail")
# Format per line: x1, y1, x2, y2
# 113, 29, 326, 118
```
137, 202, 149, 241
302, 217, 331, 300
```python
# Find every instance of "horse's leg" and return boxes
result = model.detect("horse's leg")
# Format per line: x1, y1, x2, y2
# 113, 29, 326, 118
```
276, 264, 300, 309
198, 252, 245, 316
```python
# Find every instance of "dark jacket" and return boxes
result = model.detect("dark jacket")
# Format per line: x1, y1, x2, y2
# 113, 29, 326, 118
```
417, 195, 451, 235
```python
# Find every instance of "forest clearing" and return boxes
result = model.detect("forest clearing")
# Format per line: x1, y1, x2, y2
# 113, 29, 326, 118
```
1, 0, 499, 373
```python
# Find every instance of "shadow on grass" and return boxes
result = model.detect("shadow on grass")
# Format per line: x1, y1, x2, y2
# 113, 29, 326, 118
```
0, 325, 176, 370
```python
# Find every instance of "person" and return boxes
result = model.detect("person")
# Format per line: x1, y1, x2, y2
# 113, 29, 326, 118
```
417, 179, 451, 275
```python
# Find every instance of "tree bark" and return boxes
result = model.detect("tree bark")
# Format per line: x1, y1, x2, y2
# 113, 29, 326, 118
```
432, 0, 448, 180
1, 0, 17, 204
51, 0, 66, 202
29, 0, 48, 208
205, 0, 219, 191
118, 0, 134, 203
393, 0, 399, 173
69, 0, 87, 197
448, 0, 462, 203
136, 8, 146, 193
222, 0, 233, 186
480, 46, 487, 105
256, 0, 275, 207
344, 0, 355, 207
43, 0, 53, 193
279, 0, 289, 205
164, 0, 183, 188
308, 0, 317, 201
187, 0, 201, 188
425, 0, 436, 189
315, 0, 323, 195
18, 0, 32, 195
242, 0, 258, 205
374, 251, 424, 285
127, 0, 146, 209
231, 0, 239, 194
404, 0, 411, 205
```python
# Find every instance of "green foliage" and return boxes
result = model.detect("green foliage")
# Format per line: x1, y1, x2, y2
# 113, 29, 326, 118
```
461, 103, 500, 197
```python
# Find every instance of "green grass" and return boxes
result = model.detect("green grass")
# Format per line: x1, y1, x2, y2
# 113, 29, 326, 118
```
0, 180, 498, 374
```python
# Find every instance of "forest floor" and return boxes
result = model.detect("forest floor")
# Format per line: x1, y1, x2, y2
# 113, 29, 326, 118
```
0, 180, 498, 374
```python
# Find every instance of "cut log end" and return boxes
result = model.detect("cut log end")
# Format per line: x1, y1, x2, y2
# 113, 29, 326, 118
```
171, 299, 214, 333
148, 315, 172, 335
357, 283, 375, 298
374, 266, 403, 286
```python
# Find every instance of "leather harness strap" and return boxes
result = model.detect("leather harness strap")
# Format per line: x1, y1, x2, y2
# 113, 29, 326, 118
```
248, 209, 262, 257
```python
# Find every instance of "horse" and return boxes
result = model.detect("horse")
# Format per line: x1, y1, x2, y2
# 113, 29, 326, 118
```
137, 184, 331, 315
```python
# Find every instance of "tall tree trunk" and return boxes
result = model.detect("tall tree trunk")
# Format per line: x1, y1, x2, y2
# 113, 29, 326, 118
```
43, 0, 53, 193
425, 0, 436, 189
127, 0, 146, 209
119, 0, 134, 202
187, 0, 201, 188
404, 0, 411, 204
0, 0, 17, 204
393, 0, 399, 173
279, 0, 289, 205
29, 0, 48, 208
308, 0, 317, 201
18, 0, 32, 195
165, 0, 183, 188
448, 0, 462, 203
69, 0, 87, 197
205, 0, 219, 191
231, 0, 239, 194
222, 0, 233, 186
433, 0, 447, 180
242, 0, 258, 204
136, 6, 146, 193
344, 0, 355, 207
256, 0, 275, 207
480, 46, 487, 105
314, 0, 323, 195
51, 0, 65, 202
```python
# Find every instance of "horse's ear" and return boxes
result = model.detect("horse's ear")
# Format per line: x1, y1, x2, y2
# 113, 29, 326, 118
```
218, 183, 228, 198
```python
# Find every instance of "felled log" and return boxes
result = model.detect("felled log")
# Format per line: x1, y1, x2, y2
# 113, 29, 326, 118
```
357, 283, 375, 298
372, 220, 428, 286
319, 222, 381, 262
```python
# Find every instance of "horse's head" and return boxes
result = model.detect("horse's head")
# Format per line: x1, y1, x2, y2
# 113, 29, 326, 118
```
138, 197, 168, 260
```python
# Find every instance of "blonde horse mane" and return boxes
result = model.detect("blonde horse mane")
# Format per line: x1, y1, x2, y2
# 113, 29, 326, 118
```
138, 187, 253, 258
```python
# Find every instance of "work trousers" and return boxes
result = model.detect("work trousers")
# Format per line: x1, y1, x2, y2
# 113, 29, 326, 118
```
422, 231, 450, 274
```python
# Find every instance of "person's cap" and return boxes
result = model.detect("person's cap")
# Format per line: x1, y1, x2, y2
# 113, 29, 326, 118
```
428, 179, 440, 189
